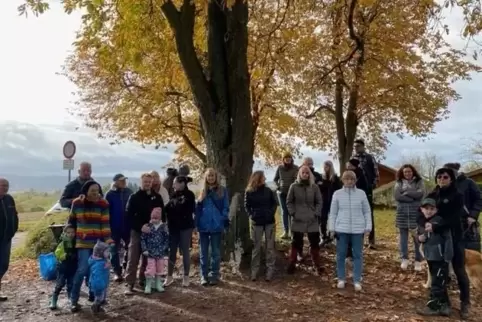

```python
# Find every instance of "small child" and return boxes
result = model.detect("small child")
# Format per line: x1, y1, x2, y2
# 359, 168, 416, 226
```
49, 224, 77, 310
88, 241, 111, 313
417, 198, 453, 317
141, 207, 169, 294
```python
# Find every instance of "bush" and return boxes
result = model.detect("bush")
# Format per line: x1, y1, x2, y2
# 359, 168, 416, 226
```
18, 212, 69, 259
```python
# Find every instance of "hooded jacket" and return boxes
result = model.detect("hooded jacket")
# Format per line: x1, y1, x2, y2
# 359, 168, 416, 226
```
418, 215, 453, 262
286, 179, 323, 233
0, 194, 18, 242
126, 189, 164, 233
165, 188, 196, 231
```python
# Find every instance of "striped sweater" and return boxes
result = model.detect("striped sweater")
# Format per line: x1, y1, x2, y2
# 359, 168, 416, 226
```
68, 198, 113, 248
328, 187, 372, 234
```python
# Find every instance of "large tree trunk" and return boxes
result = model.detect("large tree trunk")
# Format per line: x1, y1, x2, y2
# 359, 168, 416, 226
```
162, 0, 254, 263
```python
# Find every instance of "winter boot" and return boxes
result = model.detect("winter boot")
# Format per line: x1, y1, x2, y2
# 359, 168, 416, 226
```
49, 293, 59, 310
155, 276, 165, 292
460, 302, 470, 320
144, 277, 153, 294
0, 281, 7, 302
310, 248, 324, 274
287, 247, 298, 274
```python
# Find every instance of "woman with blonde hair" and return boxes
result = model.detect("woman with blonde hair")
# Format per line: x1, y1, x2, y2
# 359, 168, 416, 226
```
195, 168, 229, 286
245, 171, 277, 281
329, 170, 371, 291
286, 165, 323, 274
150, 170, 170, 205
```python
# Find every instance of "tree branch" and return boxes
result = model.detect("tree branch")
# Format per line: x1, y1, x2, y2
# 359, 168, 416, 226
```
305, 104, 336, 119
175, 100, 207, 163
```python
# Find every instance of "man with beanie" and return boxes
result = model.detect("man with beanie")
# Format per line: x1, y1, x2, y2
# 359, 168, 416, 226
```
420, 167, 471, 319
352, 139, 378, 249
0, 178, 18, 302
68, 180, 113, 312
274, 152, 299, 239
444, 162, 482, 252
124, 173, 164, 295
105, 173, 133, 281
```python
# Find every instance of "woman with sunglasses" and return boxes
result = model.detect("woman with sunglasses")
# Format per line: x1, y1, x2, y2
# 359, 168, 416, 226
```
418, 167, 470, 319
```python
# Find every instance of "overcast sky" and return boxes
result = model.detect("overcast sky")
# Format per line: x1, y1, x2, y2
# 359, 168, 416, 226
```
1, 0, 481, 177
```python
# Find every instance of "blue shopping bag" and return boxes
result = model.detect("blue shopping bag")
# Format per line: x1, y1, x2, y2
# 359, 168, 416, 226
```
38, 252, 57, 281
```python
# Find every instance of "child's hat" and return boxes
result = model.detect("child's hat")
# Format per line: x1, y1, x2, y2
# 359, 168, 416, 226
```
151, 207, 162, 219
93, 240, 109, 258
421, 198, 436, 207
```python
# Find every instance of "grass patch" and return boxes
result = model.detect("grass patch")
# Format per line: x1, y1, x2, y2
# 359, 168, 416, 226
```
12, 191, 58, 214
17, 212, 45, 232
13, 211, 69, 260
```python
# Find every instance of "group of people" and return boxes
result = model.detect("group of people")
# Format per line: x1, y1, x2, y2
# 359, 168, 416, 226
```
0, 137, 480, 319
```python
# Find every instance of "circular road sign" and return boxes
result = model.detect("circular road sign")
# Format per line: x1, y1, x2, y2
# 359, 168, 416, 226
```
63, 141, 77, 159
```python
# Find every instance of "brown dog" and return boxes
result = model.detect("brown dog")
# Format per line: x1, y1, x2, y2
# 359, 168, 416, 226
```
422, 248, 482, 289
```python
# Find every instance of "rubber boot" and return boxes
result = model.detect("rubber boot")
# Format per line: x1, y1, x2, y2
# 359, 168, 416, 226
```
310, 248, 324, 275
286, 247, 298, 274
144, 277, 153, 294
49, 293, 59, 310
155, 276, 165, 292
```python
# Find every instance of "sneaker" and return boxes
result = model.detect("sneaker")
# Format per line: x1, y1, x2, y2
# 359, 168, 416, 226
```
401, 259, 409, 270
182, 276, 190, 287
354, 283, 362, 291
70, 302, 81, 313
209, 278, 219, 286
164, 276, 174, 287
114, 274, 124, 282
414, 261, 422, 272
200, 276, 209, 286
337, 281, 345, 289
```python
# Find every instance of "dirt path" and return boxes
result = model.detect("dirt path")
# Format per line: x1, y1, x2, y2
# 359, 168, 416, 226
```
11, 231, 28, 249
1, 244, 481, 322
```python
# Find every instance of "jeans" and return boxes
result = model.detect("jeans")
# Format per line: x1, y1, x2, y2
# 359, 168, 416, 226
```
168, 228, 192, 277
276, 191, 291, 233
452, 241, 470, 304
428, 260, 450, 306
199, 232, 222, 280
53, 263, 75, 297
399, 228, 422, 261
0, 240, 12, 281
70, 249, 93, 304
336, 233, 364, 283
111, 232, 130, 274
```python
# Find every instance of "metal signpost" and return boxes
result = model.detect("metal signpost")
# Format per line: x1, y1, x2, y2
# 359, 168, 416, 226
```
62, 141, 76, 182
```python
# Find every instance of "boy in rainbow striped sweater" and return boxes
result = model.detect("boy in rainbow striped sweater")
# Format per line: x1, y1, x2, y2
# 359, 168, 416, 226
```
68, 180, 113, 313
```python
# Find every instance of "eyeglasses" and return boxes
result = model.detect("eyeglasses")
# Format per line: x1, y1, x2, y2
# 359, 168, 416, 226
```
437, 175, 450, 180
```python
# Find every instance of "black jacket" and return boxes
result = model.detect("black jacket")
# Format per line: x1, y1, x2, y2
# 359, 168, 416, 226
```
419, 184, 465, 241
244, 185, 277, 226
59, 177, 103, 209
354, 168, 369, 194
165, 189, 196, 232
456, 174, 482, 220
318, 175, 342, 216
126, 189, 164, 233
0, 194, 19, 241
418, 215, 453, 262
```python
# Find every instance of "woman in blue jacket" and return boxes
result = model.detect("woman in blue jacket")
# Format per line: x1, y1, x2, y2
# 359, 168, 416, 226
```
195, 168, 229, 286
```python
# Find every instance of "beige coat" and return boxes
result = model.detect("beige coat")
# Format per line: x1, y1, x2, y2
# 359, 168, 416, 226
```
286, 181, 322, 233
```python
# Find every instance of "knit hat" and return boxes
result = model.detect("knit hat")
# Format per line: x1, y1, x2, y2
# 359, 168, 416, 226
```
434, 167, 456, 183
80, 180, 100, 195
348, 158, 360, 168
421, 198, 437, 208
151, 207, 162, 220
93, 240, 110, 259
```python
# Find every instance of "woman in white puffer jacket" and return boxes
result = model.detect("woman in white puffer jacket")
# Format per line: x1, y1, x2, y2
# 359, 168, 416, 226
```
329, 170, 372, 291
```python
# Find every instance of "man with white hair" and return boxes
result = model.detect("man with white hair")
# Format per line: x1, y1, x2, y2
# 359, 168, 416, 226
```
59, 162, 103, 208
0, 178, 19, 301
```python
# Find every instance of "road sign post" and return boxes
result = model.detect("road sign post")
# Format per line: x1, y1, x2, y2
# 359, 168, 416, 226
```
62, 141, 77, 182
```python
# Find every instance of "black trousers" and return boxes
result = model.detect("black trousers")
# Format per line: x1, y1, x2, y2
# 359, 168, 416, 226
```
292, 232, 320, 252
366, 191, 375, 244
319, 212, 329, 238
53, 264, 76, 296
428, 260, 449, 306
452, 241, 470, 304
